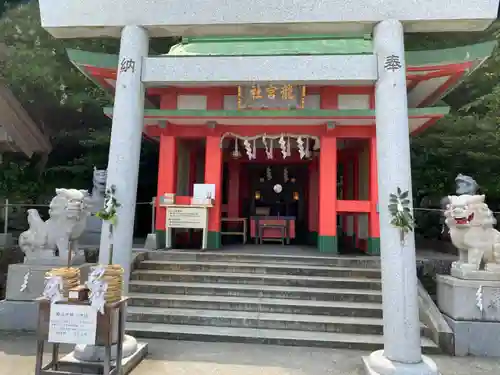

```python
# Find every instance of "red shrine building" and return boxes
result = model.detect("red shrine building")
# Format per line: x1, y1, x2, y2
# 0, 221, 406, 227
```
68, 36, 495, 254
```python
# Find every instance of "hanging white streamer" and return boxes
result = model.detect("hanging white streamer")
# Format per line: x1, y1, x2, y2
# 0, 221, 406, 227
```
305, 137, 311, 158
266, 166, 272, 181
20, 270, 31, 292
244, 139, 253, 160
286, 137, 291, 157
252, 139, 257, 159
86, 265, 108, 314
476, 285, 484, 312
262, 136, 272, 159
279, 135, 287, 159
296, 136, 306, 159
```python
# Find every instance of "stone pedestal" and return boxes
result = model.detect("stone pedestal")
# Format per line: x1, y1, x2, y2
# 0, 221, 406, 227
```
0, 262, 92, 331
80, 215, 104, 246
437, 274, 500, 356
144, 233, 158, 250
0, 233, 13, 247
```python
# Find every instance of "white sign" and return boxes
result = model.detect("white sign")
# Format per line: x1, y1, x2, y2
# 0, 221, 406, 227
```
166, 206, 207, 229
48, 304, 97, 345
193, 183, 216, 199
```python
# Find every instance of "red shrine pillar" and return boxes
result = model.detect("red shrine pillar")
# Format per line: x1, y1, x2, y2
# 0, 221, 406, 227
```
155, 133, 177, 248
205, 135, 223, 249
318, 135, 338, 253
188, 144, 198, 196
227, 161, 241, 219
308, 159, 319, 245
353, 153, 360, 250
341, 157, 349, 241
368, 136, 380, 255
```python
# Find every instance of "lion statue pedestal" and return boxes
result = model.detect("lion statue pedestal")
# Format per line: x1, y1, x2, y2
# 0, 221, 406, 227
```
436, 194, 500, 357
0, 188, 94, 331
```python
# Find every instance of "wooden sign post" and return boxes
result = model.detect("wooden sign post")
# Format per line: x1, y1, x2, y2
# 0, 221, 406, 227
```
163, 204, 212, 250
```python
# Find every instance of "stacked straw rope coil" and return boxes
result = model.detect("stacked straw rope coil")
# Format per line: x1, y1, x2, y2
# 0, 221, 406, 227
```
91, 264, 124, 303
45, 267, 80, 298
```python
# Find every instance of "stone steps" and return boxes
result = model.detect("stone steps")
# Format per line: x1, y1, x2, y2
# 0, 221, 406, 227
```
131, 270, 382, 290
137, 260, 381, 278
129, 280, 383, 302
127, 251, 438, 352
128, 292, 383, 317
125, 322, 440, 353
147, 251, 381, 268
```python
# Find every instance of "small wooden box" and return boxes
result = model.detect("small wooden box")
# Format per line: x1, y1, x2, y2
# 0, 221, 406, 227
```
68, 285, 90, 302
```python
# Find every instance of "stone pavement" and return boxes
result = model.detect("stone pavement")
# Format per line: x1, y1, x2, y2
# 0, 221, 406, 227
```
1, 333, 499, 375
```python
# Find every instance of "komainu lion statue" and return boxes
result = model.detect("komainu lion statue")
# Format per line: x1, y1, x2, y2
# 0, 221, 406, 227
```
18, 188, 92, 264
445, 194, 500, 275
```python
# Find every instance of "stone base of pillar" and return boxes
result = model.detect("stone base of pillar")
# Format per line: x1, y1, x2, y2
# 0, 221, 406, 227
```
73, 335, 138, 361
56, 337, 147, 375
362, 350, 440, 375
144, 233, 158, 250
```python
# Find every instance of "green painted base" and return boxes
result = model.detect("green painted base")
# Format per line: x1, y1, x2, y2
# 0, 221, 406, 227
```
155, 229, 166, 249
367, 237, 380, 255
317, 235, 338, 253
308, 231, 318, 246
207, 231, 221, 250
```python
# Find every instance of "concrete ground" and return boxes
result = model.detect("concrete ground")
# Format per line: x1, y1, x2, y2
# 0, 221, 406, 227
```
1, 333, 499, 375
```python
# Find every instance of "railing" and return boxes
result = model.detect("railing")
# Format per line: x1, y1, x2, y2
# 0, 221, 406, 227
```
0, 197, 157, 238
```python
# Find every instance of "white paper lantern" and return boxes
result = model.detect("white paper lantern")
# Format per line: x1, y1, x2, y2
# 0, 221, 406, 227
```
273, 184, 283, 194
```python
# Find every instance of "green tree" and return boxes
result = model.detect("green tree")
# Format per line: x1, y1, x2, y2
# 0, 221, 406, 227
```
0, 0, 175, 203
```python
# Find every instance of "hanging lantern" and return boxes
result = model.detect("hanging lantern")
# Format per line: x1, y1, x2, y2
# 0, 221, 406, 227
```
231, 139, 241, 159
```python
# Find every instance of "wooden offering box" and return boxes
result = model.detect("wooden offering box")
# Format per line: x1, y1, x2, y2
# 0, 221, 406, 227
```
35, 297, 128, 375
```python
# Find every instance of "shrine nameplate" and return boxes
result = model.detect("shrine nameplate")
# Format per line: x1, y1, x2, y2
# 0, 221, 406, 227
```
48, 304, 97, 345
166, 206, 207, 229
238, 84, 305, 109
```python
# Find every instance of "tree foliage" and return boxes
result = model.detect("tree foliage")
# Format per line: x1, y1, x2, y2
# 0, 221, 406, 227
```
0, 0, 174, 204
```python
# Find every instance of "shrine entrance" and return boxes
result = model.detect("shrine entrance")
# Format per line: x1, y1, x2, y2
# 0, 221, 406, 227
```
222, 163, 310, 246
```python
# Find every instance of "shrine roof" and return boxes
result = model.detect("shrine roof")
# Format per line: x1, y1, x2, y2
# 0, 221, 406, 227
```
67, 39, 495, 110
0, 80, 51, 157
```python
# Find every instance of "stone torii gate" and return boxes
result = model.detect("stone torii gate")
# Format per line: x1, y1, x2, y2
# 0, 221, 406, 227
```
37, 1, 500, 374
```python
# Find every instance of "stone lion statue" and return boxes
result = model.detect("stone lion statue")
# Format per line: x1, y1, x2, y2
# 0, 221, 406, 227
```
92, 167, 107, 197
18, 188, 92, 264
445, 194, 500, 276
440, 174, 480, 238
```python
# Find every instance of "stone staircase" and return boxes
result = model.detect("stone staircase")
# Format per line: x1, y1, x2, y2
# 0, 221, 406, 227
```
126, 251, 440, 353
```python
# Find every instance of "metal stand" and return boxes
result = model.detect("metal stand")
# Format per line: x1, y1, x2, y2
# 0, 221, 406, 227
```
35, 298, 128, 375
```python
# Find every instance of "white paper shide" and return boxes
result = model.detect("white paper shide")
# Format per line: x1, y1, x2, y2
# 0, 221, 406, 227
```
42, 275, 65, 303
86, 265, 108, 314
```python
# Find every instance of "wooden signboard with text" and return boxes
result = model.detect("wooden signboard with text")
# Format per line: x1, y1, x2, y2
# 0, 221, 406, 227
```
238, 84, 306, 110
